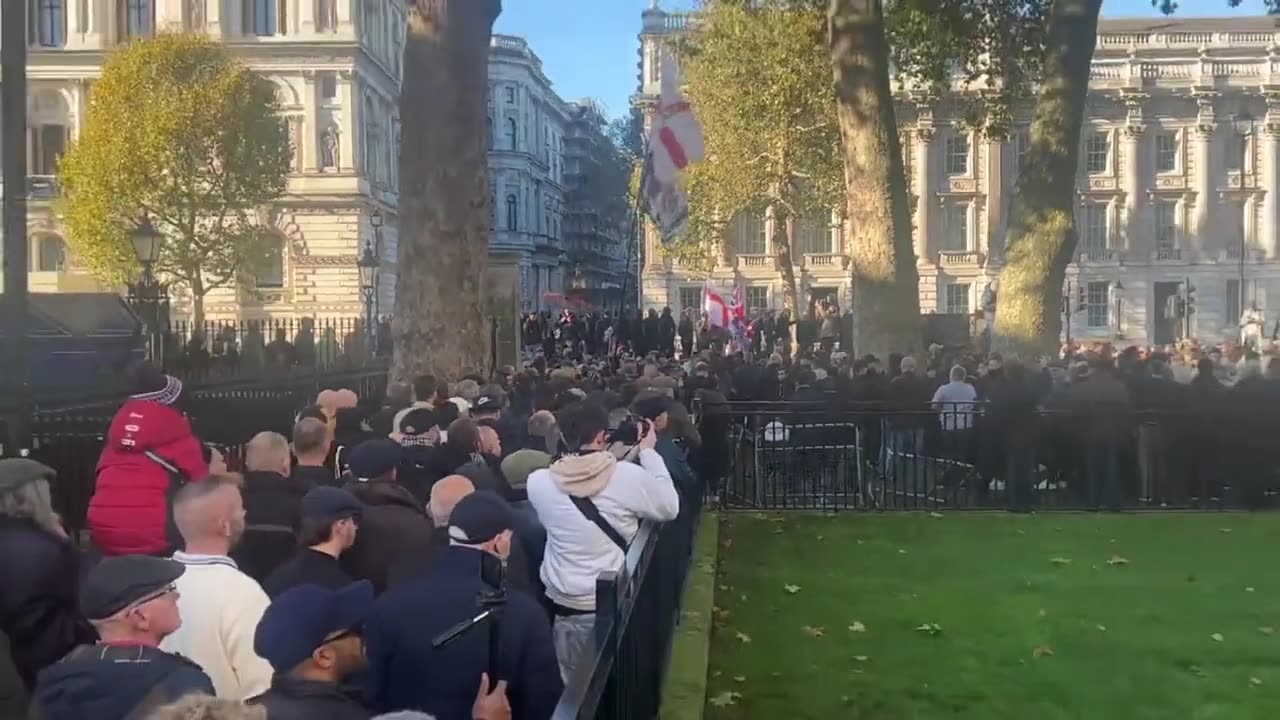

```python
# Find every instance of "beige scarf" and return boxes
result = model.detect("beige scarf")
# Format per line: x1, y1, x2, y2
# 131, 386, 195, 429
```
550, 452, 617, 498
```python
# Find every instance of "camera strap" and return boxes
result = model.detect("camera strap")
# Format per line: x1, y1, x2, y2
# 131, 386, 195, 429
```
569, 496, 628, 551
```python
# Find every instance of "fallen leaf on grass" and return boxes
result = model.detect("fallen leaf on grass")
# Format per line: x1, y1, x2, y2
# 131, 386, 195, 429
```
783, 584, 802, 594
733, 675, 746, 683
1250, 677, 1265, 687
848, 621, 867, 633
1211, 633, 1225, 642
898, 548, 908, 555
1037, 609, 1048, 618
772, 527, 784, 535
1246, 587, 1256, 593
929, 511, 944, 518
816, 535, 824, 541
1106, 556, 1130, 566
856, 539, 864, 545
1220, 527, 1233, 533
1050, 557, 1073, 566
720, 538, 734, 549
1096, 624, 1107, 632
708, 691, 741, 708
915, 623, 943, 636
1260, 627, 1275, 636
718, 585, 729, 591
1032, 645, 1054, 659
1188, 665, 1208, 678
802, 625, 826, 638
735, 631, 752, 643
853, 655, 869, 662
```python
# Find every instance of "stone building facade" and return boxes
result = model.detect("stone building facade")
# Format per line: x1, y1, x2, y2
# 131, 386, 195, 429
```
638, 9, 1280, 346
16, 0, 403, 322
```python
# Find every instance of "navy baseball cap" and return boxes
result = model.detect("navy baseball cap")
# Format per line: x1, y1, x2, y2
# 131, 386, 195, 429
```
347, 438, 402, 480
300, 486, 363, 522
448, 491, 514, 545
254, 581, 374, 672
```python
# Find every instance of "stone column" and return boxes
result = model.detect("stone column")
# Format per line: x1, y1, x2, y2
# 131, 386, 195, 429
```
1121, 123, 1145, 255
985, 136, 1004, 263
301, 71, 319, 171
914, 127, 934, 262
1191, 122, 1215, 255
1262, 118, 1280, 259
338, 71, 356, 175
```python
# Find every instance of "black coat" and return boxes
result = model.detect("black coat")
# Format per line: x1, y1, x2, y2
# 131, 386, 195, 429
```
249, 675, 369, 720
0, 517, 95, 690
342, 479, 435, 595
387, 527, 539, 605
262, 548, 355, 599
232, 471, 311, 584
365, 547, 562, 720
30, 644, 213, 720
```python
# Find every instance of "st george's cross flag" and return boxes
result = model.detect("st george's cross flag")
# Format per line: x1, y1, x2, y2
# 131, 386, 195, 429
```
704, 280, 730, 329
641, 46, 704, 244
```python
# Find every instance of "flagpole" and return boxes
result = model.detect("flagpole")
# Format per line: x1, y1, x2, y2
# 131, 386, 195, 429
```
618, 148, 652, 318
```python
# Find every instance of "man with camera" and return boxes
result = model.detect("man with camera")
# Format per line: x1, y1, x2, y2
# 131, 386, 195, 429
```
526, 402, 680, 682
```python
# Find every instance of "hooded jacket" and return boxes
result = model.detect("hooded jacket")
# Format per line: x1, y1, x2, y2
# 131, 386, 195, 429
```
341, 479, 435, 595
526, 449, 679, 611
29, 643, 214, 720
89, 399, 208, 556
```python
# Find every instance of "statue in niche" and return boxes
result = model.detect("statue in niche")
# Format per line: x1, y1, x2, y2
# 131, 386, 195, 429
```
321, 126, 340, 170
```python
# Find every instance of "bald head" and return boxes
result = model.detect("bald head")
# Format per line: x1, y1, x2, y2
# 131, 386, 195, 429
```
246, 431, 290, 475
429, 475, 474, 526
528, 410, 556, 437
334, 389, 358, 409
292, 417, 331, 465
173, 476, 246, 552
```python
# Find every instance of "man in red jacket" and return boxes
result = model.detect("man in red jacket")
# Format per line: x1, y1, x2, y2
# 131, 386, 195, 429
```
89, 362, 209, 556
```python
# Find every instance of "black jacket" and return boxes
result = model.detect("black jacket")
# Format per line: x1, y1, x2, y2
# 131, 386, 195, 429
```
249, 675, 369, 720
292, 464, 336, 488
365, 546, 562, 720
262, 548, 355, 599
342, 479, 435, 595
0, 517, 95, 690
30, 644, 214, 720
232, 471, 311, 583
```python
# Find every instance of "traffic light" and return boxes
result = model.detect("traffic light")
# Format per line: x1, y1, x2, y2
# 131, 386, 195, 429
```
1077, 285, 1088, 312
1184, 280, 1197, 316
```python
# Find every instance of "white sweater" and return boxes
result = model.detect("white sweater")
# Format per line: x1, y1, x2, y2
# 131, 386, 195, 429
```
527, 449, 680, 611
160, 552, 274, 700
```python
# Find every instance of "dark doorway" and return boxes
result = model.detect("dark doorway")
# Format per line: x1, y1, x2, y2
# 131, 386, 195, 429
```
1153, 281, 1183, 346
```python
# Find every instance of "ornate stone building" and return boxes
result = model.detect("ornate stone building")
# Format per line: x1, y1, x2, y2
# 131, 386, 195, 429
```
15, 0, 403, 321
638, 9, 1280, 346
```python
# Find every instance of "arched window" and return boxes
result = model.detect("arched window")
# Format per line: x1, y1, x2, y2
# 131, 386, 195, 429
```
506, 194, 519, 231
36, 234, 66, 272
255, 235, 285, 288
364, 97, 381, 183
505, 118, 517, 151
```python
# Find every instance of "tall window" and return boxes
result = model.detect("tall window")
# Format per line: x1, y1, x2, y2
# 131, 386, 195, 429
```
505, 86, 515, 104
30, 124, 67, 175
1012, 128, 1029, 183
316, 0, 337, 31
1082, 203, 1108, 251
730, 212, 766, 255
1156, 131, 1178, 172
1085, 131, 1109, 174
747, 286, 769, 312
255, 236, 285, 288
1226, 200, 1246, 250
945, 284, 971, 314
1155, 200, 1177, 250
119, 0, 154, 40
1226, 278, 1242, 326
1086, 281, 1109, 328
942, 203, 968, 251
33, 0, 66, 47
505, 194, 518, 231
1226, 132, 1246, 172
678, 287, 701, 314
319, 73, 337, 101
505, 118, 517, 151
36, 235, 66, 272
245, 0, 282, 36
945, 133, 969, 175
793, 213, 830, 256
364, 98, 381, 183
183, 0, 205, 30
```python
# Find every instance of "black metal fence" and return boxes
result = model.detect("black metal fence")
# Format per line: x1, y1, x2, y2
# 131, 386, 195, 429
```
553, 471, 707, 719
2, 368, 388, 534
716, 401, 1278, 511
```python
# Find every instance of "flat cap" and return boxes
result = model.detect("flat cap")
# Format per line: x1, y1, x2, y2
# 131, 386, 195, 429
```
80, 555, 184, 621
300, 487, 363, 522
347, 438, 402, 480
255, 581, 374, 672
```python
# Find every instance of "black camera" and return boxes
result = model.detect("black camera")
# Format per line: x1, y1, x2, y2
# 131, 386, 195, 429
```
606, 413, 648, 445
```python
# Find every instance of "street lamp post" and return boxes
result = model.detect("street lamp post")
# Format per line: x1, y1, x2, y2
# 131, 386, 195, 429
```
1232, 112, 1253, 313
127, 216, 168, 364
1113, 281, 1125, 339
2, 0, 30, 456
357, 240, 379, 350
369, 209, 384, 317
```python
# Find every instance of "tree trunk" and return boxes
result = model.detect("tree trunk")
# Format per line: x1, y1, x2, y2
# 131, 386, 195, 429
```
393, 0, 501, 385
829, 0, 921, 360
993, 0, 1102, 357
190, 273, 205, 329
772, 206, 801, 352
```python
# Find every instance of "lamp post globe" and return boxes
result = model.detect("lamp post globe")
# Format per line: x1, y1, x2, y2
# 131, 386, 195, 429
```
129, 216, 164, 280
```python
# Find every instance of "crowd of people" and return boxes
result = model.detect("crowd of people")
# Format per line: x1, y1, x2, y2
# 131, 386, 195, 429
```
0, 355, 706, 720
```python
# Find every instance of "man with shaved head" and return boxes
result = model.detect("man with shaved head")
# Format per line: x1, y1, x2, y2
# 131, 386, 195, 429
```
290, 416, 333, 487
429, 475, 475, 528
162, 476, 273, 700
234, 432, 309, 583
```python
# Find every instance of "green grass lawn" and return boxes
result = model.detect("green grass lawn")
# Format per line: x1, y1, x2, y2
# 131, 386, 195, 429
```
706, 513, 1280, 720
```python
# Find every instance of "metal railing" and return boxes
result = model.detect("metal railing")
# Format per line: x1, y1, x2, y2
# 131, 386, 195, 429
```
715, 401, 1280, 512
553, 470, 706, 719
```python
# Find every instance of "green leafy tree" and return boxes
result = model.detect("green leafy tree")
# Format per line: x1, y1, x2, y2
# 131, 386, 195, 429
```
678, 0, 844, 318
57, 33, 291, 326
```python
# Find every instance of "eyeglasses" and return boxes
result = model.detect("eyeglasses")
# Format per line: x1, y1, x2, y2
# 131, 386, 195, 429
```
123, 583, 178, 616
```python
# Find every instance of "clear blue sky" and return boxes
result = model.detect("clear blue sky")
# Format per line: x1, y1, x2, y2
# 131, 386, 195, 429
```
493, 0, 1275, 122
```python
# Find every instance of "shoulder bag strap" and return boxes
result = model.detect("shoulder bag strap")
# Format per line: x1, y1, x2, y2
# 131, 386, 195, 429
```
569, 495, 628, 551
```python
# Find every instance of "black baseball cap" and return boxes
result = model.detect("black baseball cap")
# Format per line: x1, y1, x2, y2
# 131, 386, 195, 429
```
254, 581, 374, 672
447, 491, 514, 545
